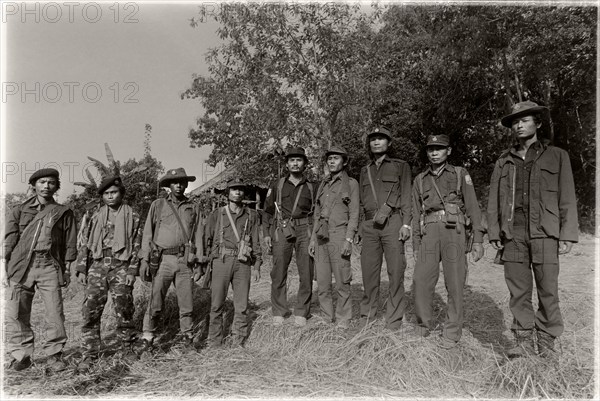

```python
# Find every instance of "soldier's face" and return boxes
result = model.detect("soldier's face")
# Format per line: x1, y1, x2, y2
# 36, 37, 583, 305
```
327, 154, 346, 174
511, 115, 540, 140
228, 187, 245, 202
102, 186, 123, 207
287, 157, 306, 173
369, 135, 389, 154
426, 145, 451, 166
169, 179, 188, 197
34, 177, 58, 198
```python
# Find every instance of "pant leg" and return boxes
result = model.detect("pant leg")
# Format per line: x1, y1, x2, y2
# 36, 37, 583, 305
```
270, 227, 294, 317
142, 256, 177, 338
81, 260, 109, 356
440, 224, 467, 341
381, 214, 407, 329
173, 256, 194, 336
107, 262, 136, 342
231, 260, 252, 338
209, 257, 234, 344
315, 236, 334, 322
360, 220, 383, 319
5, 258, 38, 361
414, 222, 442, 332
36, 257, 67, 356
329, 230, 352, 324
293, 223, 313, 318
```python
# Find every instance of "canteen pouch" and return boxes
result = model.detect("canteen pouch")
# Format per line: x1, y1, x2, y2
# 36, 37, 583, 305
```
281, 219, 296, 240
237, 238, 253, 262
316, 220, 329, 241
444, 203, 461, 228
185, 243, 197, 265
149, 248, 162, 277
373, 203, 393, 226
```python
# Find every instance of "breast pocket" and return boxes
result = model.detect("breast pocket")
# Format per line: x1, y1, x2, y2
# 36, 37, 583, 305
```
381, 173, 398, 195
539, 163, 559, 192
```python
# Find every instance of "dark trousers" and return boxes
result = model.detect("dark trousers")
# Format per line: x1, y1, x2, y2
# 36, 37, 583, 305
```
208, 255, 251, 344
270, 222, 313, 318
414, 221, 466, 341
502, 213, 563, 337
359, 213, 407, 329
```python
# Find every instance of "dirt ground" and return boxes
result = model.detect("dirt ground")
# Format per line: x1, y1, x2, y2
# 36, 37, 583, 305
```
2, 234, 597, 398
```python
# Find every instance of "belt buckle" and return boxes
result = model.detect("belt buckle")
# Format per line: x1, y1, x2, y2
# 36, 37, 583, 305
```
103, 256, 112, 265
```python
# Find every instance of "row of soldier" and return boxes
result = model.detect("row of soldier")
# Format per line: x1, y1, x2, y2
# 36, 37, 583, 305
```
3, 101, 578, 372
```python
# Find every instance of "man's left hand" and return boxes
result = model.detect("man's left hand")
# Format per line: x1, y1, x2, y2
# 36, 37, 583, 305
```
61, 271, 71, 287
252, 268, 261, 282
559, 241, 574, 255
341, 240, 352, 257
399, 226, 411, 241
471, 243, 484, 262
126, 274, 136, 286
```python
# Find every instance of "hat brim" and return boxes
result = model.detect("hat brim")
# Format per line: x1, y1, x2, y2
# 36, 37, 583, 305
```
324, 151, 349, 159
285, 154, 308, 160
367, 131, 392, 140
425, 142, 450, 148
501, 106, 548, 128
159, 176, 196, 187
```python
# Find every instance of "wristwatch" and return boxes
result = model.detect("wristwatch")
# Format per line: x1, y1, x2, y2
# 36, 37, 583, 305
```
345, 238, 353, 244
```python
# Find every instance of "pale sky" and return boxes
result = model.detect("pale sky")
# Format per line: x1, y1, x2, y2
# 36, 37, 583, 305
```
2, 1, 225, 201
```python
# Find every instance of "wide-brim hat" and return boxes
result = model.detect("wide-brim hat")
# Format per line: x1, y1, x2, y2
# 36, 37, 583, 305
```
367, 126, 392, 141
159, 168, 196, 187
324, 145, 349, 160
98, 175, 125, 195
425, 134, 450, 147
29, 168, 59, 185
285, 147, 308, 161
226, 178, 246, 190
501, 101, 548, 128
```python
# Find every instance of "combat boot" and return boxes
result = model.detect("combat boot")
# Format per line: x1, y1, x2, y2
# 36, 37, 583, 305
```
46, 352, 68, 372
506, 330, 536, 359
6, 356, 32, 372
136, 338, 154, 360
117, 341, 139, 363
77, 356, 96, 373
537, 331, 559, 361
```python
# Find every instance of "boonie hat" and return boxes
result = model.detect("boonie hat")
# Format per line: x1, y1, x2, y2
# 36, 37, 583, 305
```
159, 168, 196, 187
501, 101, 548, 128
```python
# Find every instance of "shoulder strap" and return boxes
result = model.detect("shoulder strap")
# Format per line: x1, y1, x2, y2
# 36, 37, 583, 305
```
290, 186, 303, 218
454, 166, 463, 195
219, 207, 224, 249
152, 198, 165, 245
366, 165, 379, 207
276, 178, 285, 210
429, 175, 447, 207
416, 172, 425, 212
224, 205, 241, 243
166, 199, 190, 242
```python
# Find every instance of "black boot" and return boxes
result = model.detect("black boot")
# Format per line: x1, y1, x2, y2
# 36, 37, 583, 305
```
537, 331, 559, 361
506, 330, 535, 358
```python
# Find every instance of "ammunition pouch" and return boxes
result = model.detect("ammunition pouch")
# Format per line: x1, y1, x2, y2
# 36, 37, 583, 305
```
149, 248, 163, 278
280, 219, 296, 240
237, 239, 253, 263
316, 219, 330, 241
373, 203, 393, 226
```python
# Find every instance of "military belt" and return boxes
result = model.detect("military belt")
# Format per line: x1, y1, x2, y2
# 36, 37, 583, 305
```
219, 248, 238, 256
32, 250, 51, 259
162, 246, 185, 256
291, 216, 312, 226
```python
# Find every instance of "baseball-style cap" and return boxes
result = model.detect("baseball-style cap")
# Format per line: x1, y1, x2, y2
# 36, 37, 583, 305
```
425, 134, 450, 147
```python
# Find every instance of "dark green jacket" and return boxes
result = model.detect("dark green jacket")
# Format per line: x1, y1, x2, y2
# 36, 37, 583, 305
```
487, 140, 578, 243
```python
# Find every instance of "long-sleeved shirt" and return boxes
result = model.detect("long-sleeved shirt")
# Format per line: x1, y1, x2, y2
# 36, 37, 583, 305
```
312, 171, 360, 240
204, 204, 262, 269
411, 163, 484, 244
139, 194, 203, 261
263, 175, 317, 235
359, 155, 412, 226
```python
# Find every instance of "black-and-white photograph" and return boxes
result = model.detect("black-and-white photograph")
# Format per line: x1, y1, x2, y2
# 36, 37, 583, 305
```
1, 1, 597, 399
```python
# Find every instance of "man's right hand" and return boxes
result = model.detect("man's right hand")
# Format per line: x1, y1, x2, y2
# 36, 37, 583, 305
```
77, 272, 87, 285
264, 236, 272, 249
490, 240, 504, 250
139, 260, 151, 282
308, 240, 316, 258
1, 259, 8, 287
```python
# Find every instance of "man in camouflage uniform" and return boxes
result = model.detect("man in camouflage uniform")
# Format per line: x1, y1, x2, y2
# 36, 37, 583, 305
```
75, 176, 143, 371
3, 168, 77, 372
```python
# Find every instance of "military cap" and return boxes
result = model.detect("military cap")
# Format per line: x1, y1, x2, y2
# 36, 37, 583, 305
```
501, 101, 548, 128
285, 147, 308, 161
367, 126, 392, 141
29, 168, 59, 185
159, 167, 196, 187
98, 175, 125, 195
426, 134, 450, 147
325, 145, 349, 160
226, 178, 246, 190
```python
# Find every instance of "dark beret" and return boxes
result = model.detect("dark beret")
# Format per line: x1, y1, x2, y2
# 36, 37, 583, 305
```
98, 176, 125, 195
29, 168, 59, 185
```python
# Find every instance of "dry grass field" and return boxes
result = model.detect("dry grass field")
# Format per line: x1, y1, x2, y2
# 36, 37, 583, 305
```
2, 235, 597, 399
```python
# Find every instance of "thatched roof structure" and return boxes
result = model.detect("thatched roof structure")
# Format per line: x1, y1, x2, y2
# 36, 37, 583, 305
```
190, 166, 268, 196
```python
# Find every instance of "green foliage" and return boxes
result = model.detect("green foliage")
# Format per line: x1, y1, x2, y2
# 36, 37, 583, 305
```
186, 4, 595, 232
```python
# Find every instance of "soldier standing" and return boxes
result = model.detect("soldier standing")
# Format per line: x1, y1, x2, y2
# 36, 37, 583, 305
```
412, 135, 484, 348
75, 176, 143, 371
138, 168, 203, 353
488, 101, 578, 359
263, 147, 316, 327
308, 146, 359, 329
2, 168, 77, 372
358, 127, 412, 330
203, 178, 262, 348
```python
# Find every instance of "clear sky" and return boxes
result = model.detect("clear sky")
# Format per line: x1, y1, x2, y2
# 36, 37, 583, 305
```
2, 1, 225, 201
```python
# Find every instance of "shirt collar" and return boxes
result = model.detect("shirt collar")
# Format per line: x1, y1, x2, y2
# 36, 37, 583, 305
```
29, 196, 57, 210
168, 193, 189, 205
509, 140, 542, 158
424, 163, 453, 177
286, 174, 307, 185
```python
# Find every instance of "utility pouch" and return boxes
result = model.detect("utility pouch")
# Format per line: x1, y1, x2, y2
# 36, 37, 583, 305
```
281, 219, 296, 240
149, 248, 162, 277
237, 237, 253, 262
444, 203, 461, 228
373, 203, 393, 226
316, 219, 329, 241
185, 243, 197, 265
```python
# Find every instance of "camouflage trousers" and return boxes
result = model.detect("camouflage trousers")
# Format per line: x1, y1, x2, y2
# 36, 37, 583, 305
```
81, 258, 136, 356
